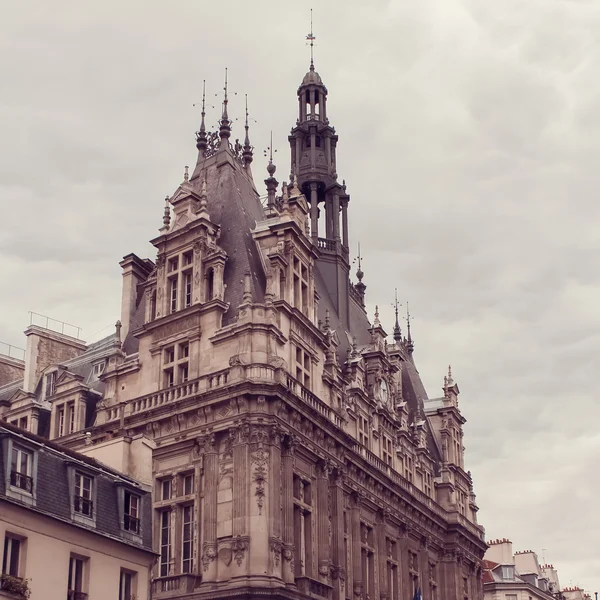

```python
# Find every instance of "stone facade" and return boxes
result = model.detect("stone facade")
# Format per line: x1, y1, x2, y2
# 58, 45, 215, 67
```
0, 59, 487, 599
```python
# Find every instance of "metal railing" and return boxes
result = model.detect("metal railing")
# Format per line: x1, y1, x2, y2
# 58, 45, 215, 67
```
28, 311, 82, 339
124, 514, 140, 533
10, 471, 33, 493
0, 342, 25, 361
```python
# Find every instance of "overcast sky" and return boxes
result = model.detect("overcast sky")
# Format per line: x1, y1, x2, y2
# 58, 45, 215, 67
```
2, 0, 599, 592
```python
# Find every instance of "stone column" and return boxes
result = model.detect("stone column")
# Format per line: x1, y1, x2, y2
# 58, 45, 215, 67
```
201, 433, 218, 581
330, 469, 346, 600
316, 461, 332, 582
333, 193, 340, 240
351, 493, 363, 599
376, 510, 388, 600
341, 199, 349, 249
281, 435, 295, 584
269, 425, 283, 578
310, 183, 319, 240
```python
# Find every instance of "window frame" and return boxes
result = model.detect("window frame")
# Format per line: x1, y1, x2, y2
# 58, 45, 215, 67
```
2, 534, 23, 578
2, 438, 38, 505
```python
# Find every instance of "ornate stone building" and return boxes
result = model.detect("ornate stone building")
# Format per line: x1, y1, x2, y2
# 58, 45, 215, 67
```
0, 57, 487, 599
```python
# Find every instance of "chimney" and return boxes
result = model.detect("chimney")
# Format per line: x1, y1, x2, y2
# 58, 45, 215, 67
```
119, 254, 154, 342
485, 538, 514, 565
23, 324, 86, 393
0, 343, 25, 387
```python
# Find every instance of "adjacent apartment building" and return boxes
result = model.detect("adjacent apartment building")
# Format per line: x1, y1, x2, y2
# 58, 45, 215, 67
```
0, 54, 487, 600
0, 421, 155, 600
483, 538, 593, 600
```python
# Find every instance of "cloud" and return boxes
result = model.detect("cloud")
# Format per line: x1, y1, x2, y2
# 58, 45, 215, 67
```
1, 0, 598, 592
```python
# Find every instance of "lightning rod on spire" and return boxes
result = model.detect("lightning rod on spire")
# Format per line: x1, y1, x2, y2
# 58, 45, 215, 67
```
306, 8, 316, 70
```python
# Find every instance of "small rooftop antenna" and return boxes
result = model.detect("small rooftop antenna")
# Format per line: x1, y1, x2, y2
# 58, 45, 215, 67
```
306, 8, 316, 70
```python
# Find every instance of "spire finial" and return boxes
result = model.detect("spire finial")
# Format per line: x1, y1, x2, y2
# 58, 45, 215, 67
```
264, 131, 278, 210
184, 165, 189, 182
196, 79, 208, 152
406, 302, 414, 353
393, 288, 402, 343
356, 242, 364, 281
242, 94, 253, 167
373, 305, 381, 327
447, 365, 453, 386
306, 8, 316, 71
219, 68, 231, 141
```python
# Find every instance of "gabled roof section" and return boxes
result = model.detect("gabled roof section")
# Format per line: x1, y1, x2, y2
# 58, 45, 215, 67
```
190, 143, 266, 323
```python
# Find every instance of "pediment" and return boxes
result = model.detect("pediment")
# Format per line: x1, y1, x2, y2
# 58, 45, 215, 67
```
6, 388, 36, 405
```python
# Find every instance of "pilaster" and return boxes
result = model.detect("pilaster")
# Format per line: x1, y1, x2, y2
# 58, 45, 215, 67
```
268, 424, 284, 579
350, 493, 363, 600
330, 468, 346, 600
376, 510, 388, 600
316, 460, 332, 583
201, 433, 218, 580
281, 434, 296, 584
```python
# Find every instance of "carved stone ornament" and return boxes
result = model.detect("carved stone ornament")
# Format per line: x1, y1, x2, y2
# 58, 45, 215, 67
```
202, 543, 217, 571
353, 581, 363, 598
269, 537, 283, 567
231, 535, 250, 567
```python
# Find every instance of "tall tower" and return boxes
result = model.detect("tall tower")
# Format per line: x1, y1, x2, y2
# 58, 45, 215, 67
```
289, 62, 352, 328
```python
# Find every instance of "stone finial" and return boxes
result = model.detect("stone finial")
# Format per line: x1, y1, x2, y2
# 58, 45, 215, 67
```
184, 165, 189, 182
200, 178, 208, 211
115, 320, 122, 343
447, 365, 454, 386
162, 196, 171, 228
373, 305, 381, 328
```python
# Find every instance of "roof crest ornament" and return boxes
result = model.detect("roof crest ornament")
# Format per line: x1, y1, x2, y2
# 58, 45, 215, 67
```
406, 302, 414, 353
162, 196, 171, 229
264, 131, 278, 212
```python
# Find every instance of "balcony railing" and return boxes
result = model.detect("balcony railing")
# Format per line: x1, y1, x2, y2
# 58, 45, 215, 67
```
74, 496, 93, 517
295, 577, 332, 599
152, 574, 197, 597
124, 514, 140, 533
10, 471, 33, 494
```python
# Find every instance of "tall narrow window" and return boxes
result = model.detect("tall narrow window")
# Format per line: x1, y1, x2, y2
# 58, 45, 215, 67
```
160, 510, 171, 577
358, 415, 369, 448
293, 475, 312, 578
2, 535, 21, 577
68, 402, 76, 434
170, 278, 178, 313
387, 538, 399, 600
119, 570, 136, 600
68, 556, 86, 598
10, 446, 33, 493
205, 268, 214, 301
382, 435, 393, 466
124, 492, 140, 533
184, 272, 192, 308
18, 417, 28, 431
57, 405, 65, 437
183, 474, 194, 496
74, 473, 93, 517
182, 505, 194, 574
360, 524, 375, 599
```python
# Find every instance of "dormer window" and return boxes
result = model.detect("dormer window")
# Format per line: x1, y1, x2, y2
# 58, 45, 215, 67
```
45, 372, 56, 398
124, 491, 141, 534
74, 472, 94, 517
92, 360, 106, 379
166, 251, 194, 313
10, 446, 33, 494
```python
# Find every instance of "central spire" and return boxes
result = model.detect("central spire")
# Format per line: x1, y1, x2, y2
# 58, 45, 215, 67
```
219, 68, 231, 144
306, 8, 316, 72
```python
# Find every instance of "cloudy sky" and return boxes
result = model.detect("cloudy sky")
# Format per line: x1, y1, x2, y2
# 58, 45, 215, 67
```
2, 0, 599, 591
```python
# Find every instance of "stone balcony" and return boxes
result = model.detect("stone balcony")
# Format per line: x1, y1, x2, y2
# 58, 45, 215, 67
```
152, 574, 198, 598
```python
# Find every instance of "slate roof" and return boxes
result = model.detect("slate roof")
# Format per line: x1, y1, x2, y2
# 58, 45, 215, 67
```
0, 421, 153, 553
190, 144, 266, 324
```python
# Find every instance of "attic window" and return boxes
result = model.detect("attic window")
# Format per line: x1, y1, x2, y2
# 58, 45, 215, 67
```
92, 361, 106, 379
501, 566, 515, 580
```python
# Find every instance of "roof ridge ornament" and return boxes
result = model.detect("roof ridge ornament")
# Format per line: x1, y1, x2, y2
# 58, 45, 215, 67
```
242, 94, 253, 168
306, 8, 316, 72
219, 68, 232, 144
393, 288, 402, 343
195, 80, 208, 153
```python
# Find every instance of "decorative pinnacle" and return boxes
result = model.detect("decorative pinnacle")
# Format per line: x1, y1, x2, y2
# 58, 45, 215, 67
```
447, 365, 454, 386
306, 8, 316, 71
393, 288, 402, 343
406, 302, 414, 353
196, 80, 208, 152
162, 196, 171, 228
184, 165, 189, 182
242, 94, 253, 166
266, 131, 276, 176
200, 178, 208, 211
219, 68, 231, 140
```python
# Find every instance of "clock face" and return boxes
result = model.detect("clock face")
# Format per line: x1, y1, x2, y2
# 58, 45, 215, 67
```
380, 379, 389, 403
